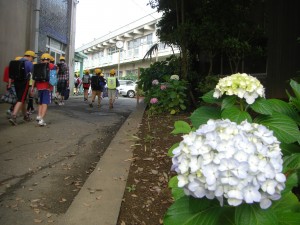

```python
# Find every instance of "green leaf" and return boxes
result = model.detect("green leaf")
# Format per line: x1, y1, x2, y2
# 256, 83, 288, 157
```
164, 196, 224, 225
254, 112, 300, 144
272, 192, 300, 225
180, 104, 187, 110
235, 204, 278, 225
250, 98, 273, 115
190, 106, 221, 128
221, 96, 237, 110
280, 142, 300, 155
221, 107, 252, 123
290, 79, 300, 100
168, 176, 185, 200
171, 121, 191, 134
266, 99, 300, 124
282, 173, 298, 194
168, 142, 179, 157
283, 153, 300, 173
289, 96, 300, 111
201, 90, 222, 104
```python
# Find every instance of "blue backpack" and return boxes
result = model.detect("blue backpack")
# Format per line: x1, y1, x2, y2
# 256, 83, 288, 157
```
49, 69, 57, 86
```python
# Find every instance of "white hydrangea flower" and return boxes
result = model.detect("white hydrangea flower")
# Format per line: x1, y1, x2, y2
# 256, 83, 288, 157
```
213, 73, 265, 104
172, 119, 285, 209
170, 75, 179, 80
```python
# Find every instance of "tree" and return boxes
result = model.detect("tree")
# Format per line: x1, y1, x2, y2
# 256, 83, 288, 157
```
149, 0, 266, 76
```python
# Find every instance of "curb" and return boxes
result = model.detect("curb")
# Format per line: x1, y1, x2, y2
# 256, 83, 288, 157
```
58, 101, 146, 225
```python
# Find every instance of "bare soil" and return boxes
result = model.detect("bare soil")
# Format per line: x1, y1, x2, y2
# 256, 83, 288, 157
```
117, 112, 191, 225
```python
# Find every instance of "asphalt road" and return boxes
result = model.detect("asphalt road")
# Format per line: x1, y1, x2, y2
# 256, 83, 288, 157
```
0, 95, 139, 224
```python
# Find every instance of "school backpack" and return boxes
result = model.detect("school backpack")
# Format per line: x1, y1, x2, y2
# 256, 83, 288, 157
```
82, 74, 90, 84
49, 69, 57, 86
8, 60, 27, 80
91, 76, 101, 90
33, 63, 50, 82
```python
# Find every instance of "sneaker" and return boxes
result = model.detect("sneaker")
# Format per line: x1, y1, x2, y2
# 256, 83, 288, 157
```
54, 97, 58, 105
58, 102, 63, 106
9, 116, 17, 126
89, 103, 93, 108
38, 119, 47, 126
23, 115, 32, 122
36, 116, 42, 122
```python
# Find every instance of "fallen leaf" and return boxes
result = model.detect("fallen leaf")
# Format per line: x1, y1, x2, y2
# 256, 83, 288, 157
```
151, 170, 158, 174
59, 198, 67, 203
34, 209, 40, 214
34, 219, 43, 223
143, 157, 154, 161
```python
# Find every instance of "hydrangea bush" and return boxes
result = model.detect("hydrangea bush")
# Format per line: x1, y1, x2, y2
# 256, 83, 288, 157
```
164, 74, 300, 225
145, 75, 188, 115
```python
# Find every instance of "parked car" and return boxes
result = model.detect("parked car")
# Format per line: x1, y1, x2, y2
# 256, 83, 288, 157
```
117, 80, 137, 98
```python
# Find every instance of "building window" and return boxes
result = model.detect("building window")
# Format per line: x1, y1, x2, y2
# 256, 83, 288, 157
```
141, 33, 153, 45
108, 46, 118, 55
46, 37, 66, 63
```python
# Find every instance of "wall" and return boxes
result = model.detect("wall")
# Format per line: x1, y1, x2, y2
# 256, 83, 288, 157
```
0, 0, 35, 92
266, 0, 300, 98
39, 0, 69, 53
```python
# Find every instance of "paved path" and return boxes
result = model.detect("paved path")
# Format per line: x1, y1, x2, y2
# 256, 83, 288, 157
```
0, 96, 145, 225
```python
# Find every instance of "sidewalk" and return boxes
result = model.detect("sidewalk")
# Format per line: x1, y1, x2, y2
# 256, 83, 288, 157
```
57, 100, 146, 225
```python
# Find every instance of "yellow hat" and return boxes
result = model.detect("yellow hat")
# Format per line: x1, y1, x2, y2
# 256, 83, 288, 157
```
15, 56, 22, 60
59, 56, 65, 61
24, 50, 36, 58
41, 53, 51, 60
100, 73, 104, 77
84, 69, 90, 74
109, 69, 116, 75
95, 68, 102, 74
50, 56, 55, 62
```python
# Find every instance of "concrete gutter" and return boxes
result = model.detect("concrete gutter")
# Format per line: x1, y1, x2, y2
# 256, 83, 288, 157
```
58, 101, 146, 225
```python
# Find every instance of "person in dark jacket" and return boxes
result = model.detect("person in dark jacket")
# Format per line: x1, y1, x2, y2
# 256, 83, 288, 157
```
89, 68, 106, 108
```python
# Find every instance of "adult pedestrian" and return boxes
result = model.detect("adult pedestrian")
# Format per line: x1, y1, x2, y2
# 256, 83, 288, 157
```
82, 69, 91, 101
55, 56, 69, 105
107, 69, 120, 109
89, 68, 106, 108
8, 50, 35, 125
31, 53, 55, 126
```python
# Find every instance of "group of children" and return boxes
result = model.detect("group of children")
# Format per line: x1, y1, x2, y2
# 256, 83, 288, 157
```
3, 50, 69, 126
3, 51, 119, 127
74, 68, 120, 109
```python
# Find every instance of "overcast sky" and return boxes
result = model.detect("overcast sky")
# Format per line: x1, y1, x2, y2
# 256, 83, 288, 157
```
75, 0, 157, 48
